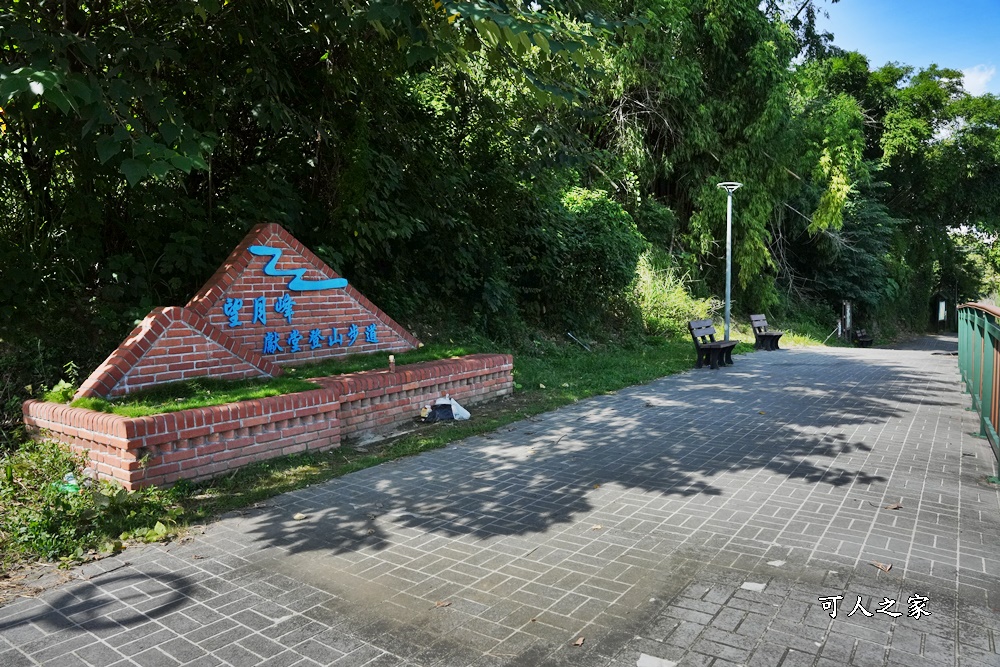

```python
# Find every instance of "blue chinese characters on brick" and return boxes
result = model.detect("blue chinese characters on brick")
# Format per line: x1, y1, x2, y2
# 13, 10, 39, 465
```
233, 243, 370, 355
253, 296, 267, 325
243, 314, 379, 356
308, 329, 323, 350
287, 329, 302, 353
223, 298, 243, 327
263, 331, 283, 354
274, 294, 295, 324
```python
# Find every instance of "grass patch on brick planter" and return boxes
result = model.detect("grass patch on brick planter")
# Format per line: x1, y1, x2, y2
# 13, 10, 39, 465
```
62, 342, 486, 417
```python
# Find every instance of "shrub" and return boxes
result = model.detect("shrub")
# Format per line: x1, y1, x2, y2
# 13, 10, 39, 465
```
560, 187, 645, 301
0, 439, 182, 566
634, 247, 719, 338
519, 187, 645, 331
632, 198, 677, 249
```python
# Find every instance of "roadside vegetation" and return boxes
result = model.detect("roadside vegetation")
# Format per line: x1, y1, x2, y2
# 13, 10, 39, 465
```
4, 0, 999, 447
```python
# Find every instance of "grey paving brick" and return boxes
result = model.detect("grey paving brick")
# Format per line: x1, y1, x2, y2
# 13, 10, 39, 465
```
199, 623, 252, 651
662, 620, 705, 649
238, 633, 287, 659
212, 642, 262, 666
0, 649, 35, 667
4, 336, 996, 667
132, 647, 182, 667
852, 639, 888, 666
73, 641, 126, 666
294, 637, 347, 664
782, 648, 819, 667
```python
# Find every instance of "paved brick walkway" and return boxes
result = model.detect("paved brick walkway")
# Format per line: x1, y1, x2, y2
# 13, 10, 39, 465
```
2, 336, 998, 667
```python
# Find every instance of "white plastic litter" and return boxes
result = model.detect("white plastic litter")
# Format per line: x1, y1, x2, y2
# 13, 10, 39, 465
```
435, 395, 471, 420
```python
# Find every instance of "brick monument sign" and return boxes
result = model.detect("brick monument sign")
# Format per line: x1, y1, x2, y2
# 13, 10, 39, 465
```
75, 223, 420, 398
24, 224, 513, 488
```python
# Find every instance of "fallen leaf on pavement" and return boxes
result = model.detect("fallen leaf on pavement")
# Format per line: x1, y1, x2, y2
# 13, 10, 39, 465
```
867, 501, 903, 510
435, 601, 452, 608
572, 637, 585, 646
870, 561, 892, 573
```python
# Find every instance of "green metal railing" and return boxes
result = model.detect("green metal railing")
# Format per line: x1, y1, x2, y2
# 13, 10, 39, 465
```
958, 303, 1000, 471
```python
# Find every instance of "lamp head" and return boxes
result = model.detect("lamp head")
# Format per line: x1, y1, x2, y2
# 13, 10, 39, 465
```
717, 182, 743, 193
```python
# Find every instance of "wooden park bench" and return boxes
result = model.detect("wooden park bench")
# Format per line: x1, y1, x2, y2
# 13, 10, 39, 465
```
750, 314, 784, 351
688, 319, 738, 369
853, 328, 874, 347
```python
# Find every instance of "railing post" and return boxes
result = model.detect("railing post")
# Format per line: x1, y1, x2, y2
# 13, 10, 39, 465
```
959, 308, 969, 393
959, 304, 1000, 475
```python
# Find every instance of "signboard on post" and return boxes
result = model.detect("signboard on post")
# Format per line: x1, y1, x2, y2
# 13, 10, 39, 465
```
842, 301, 852, 337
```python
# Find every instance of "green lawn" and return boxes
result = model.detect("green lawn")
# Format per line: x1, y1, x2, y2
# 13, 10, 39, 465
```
66, 342, 489, 417
55, 320, 835, 419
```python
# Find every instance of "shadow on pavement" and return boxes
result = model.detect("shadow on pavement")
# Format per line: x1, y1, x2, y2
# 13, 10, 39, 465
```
0, 571, 195, 632
230, 344, 963, 557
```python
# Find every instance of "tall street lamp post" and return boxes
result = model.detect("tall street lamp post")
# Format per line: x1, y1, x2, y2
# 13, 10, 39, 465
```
717, 182, 742, 341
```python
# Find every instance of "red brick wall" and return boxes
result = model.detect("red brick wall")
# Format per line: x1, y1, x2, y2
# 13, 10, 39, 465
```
25, 354, 512, 489
24, 388, 341, 489
75, 307, 281, 400
187, 223, 419, 365
126, 388, 342, 488
315, 354, 514, 440
110, 319, 268, 397
76, 223, 420, 400
20, 401, 136, 486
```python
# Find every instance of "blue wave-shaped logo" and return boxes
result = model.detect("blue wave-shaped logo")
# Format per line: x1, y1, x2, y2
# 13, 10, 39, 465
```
248, 245, 348, 291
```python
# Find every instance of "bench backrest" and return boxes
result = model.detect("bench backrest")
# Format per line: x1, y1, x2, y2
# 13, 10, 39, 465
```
750, 314, 769, 332
688, 319, 718, 344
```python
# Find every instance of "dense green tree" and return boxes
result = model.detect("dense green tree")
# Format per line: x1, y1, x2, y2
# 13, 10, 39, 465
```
776, 52, 1000, 329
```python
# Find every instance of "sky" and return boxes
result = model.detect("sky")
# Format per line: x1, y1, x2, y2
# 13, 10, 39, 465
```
816, 0, 1000, 96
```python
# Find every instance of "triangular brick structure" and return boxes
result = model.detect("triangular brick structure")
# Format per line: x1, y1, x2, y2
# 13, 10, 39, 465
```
76, 223, 420, 399
186, 223, 420, 365
75, 307, 282, 399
